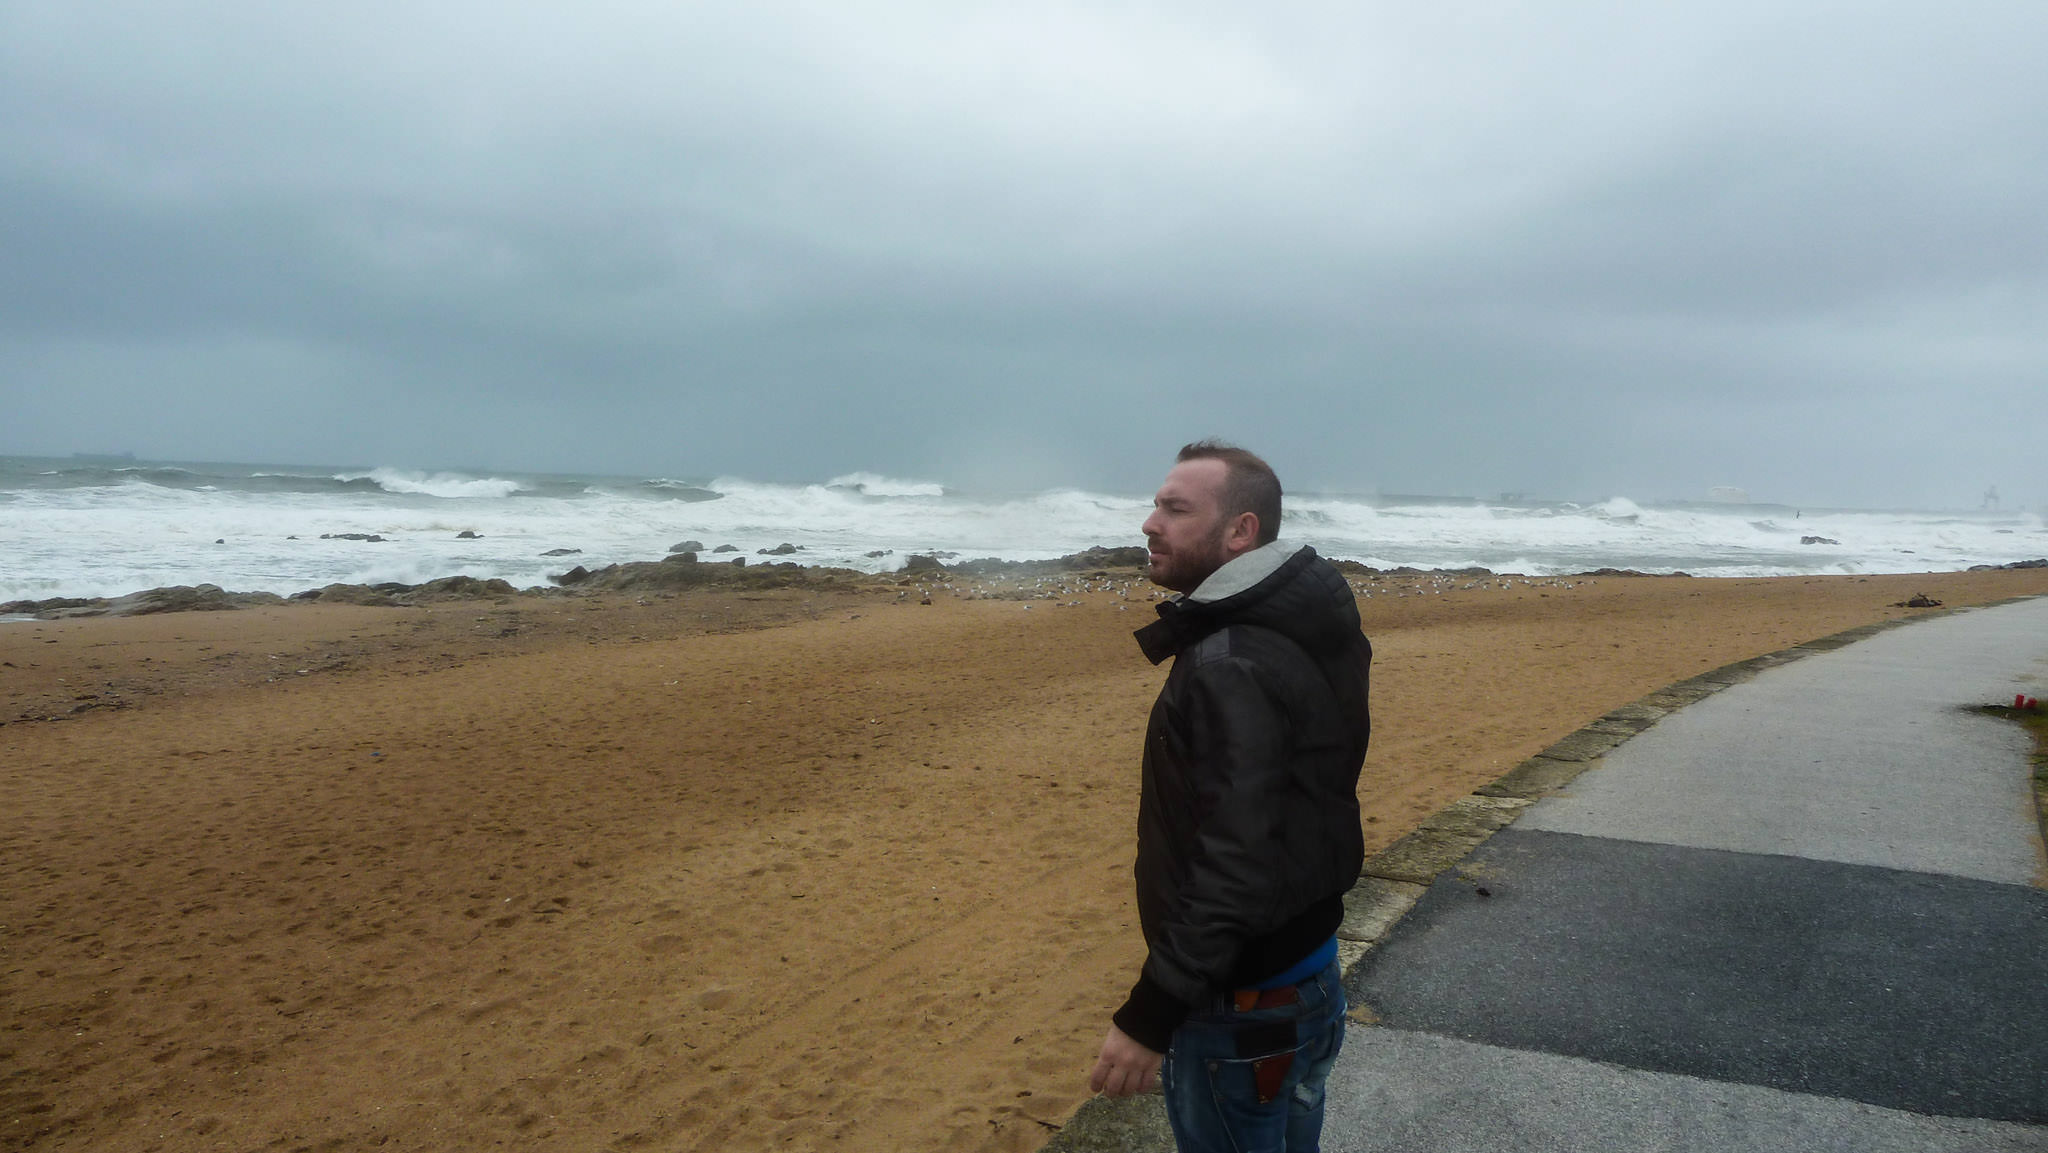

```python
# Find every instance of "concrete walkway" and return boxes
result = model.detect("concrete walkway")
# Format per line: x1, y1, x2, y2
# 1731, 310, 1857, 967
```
1326, 597, 2048, 1152
1046, 597, 2048, 1152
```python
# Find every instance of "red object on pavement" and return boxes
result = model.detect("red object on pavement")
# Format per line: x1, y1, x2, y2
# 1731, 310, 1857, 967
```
2020, 694, 2031, 709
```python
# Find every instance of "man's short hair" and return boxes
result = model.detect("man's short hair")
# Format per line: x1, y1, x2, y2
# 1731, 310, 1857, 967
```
1177, 440, 1282, 546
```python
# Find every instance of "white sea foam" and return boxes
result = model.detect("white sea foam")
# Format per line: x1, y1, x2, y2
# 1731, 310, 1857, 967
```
1, 456, 2044, 602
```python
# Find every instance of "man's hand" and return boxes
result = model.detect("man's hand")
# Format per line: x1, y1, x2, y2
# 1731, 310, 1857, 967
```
1089, 1024, 1164, 1098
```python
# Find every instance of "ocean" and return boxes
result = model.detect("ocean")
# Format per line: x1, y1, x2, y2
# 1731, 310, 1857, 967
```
2, 454, 2043, 605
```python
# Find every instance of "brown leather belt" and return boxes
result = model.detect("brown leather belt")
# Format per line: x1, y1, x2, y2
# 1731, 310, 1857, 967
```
1232, 984, 1301, 1012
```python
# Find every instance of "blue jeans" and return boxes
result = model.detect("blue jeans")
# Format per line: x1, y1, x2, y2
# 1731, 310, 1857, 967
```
1160, 960, 1347, 1153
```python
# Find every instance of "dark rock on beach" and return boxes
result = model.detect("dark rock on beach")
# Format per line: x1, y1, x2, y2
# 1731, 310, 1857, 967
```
413, 576, 518, 599
540, 548, 582, 557
759, 543, 801, 556
457, 530, 481, 539
293, 584, 402, 607
712, 544, 739, 553
669, 540, 705, 554
12, 549, 903, 620
544, 558, 855, 592
927, 546, 1149, 578
291, 577, 522, 606
1800, 535, 1840, 546
0, 596, 102, 616
117, 585, 284, 615
1970, 558, 2047, 571
1061, 545, 1148, 568
321, 533, 388, 542
5, 585, 287, 619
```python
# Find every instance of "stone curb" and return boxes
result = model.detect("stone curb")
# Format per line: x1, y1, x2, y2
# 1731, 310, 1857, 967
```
1037, 602, 2015, 1152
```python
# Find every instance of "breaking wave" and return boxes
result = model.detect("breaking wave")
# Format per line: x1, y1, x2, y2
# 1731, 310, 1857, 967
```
336, 469, 528, 500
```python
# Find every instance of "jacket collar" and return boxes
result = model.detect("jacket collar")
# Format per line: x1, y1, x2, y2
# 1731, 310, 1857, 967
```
1185, 539, 1296, 604
1133, 542, 1310, 666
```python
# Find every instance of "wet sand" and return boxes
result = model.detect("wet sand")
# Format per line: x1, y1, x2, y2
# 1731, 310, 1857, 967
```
5, 567, 2045, 1151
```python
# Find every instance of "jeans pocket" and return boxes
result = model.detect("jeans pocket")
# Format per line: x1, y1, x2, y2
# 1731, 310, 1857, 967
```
1166, 1017, 1343, 1152
1202, 1046, 1308, 1123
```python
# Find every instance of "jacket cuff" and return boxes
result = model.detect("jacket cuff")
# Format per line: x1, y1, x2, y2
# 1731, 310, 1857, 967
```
1110, 971, 1188, 1054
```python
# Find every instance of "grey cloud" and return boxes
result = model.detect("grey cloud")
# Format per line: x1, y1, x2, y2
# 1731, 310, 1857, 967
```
2, 2, 2044, 508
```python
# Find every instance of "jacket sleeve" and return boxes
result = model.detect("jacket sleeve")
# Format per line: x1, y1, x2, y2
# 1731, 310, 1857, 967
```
1115, 653, 1297, 1046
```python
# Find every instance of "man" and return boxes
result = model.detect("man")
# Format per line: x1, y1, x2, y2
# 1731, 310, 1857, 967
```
1089, 441, 1371, 1152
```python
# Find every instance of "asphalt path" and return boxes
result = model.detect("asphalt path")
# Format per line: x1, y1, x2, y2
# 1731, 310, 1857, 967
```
1327, 597, 2048, 1152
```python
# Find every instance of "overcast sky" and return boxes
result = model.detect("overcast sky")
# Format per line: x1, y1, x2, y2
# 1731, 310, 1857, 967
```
3, 2, 2043, 508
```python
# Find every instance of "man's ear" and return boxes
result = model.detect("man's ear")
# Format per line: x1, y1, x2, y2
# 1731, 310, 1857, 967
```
1224, 511, 1261, 556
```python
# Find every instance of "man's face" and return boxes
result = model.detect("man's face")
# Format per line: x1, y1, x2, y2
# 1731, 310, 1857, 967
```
1141, 458, 1235, 593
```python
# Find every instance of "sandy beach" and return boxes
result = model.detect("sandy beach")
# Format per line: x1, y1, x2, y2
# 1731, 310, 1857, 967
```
6, 565, 2046, 1152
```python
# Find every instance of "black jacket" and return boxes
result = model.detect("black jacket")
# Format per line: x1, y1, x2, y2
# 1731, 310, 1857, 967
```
1113, 545, 1371, 1052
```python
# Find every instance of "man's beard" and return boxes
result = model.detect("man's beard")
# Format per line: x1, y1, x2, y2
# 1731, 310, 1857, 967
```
1147, 525, 1232, 593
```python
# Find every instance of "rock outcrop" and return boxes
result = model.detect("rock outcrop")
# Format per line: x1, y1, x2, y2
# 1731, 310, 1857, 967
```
922, 546, 1150, 577
3, 585, 286, 618
547, 559, 857, 592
